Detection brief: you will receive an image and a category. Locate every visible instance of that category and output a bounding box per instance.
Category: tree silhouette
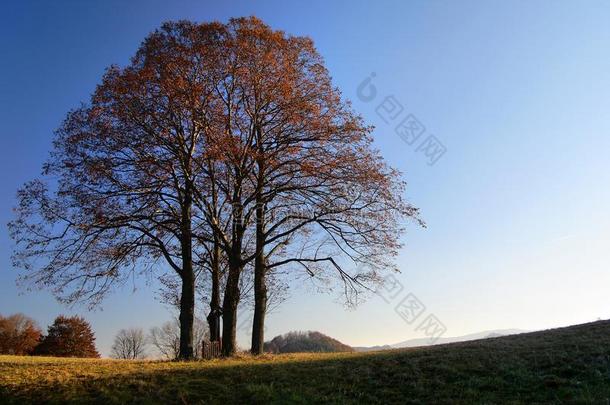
[111,328,147,359]
[149,317,207,360]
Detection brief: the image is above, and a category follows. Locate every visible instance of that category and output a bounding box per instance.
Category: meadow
[1,320,610,404]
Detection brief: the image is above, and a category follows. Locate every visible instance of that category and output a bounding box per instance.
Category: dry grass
[2,320,610,404]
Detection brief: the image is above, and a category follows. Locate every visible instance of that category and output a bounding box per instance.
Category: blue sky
[1,0,610,356]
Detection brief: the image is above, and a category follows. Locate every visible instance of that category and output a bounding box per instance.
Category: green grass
[2,320,610,404]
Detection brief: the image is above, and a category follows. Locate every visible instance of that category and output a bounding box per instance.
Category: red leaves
[10,17,422,355]
[0,314,42,355]
[33,315,100,358]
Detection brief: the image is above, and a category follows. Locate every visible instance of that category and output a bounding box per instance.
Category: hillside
[264,331,354,353]
[1,320,610,403]
[391,328,528,348]
[354,328,528,352]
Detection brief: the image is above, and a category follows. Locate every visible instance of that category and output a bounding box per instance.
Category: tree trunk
[221,260,240,356]
[251,195,267,355]
[221,185,244,357]
[251,260,267,354]
[251,124,268,355]
[207,239,222,343]
[179,268,195,360]
[178,187,195,360]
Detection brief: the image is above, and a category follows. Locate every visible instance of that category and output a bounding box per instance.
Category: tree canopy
[0,313,41,355]
[34,316,99,358]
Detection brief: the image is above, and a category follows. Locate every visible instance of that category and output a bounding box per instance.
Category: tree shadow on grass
[3,321,610,404]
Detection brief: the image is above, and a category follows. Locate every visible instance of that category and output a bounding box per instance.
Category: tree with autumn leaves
[0,314,99,358]
[0,313,41,355]
[34,316,100,358]
[10,17,422,359]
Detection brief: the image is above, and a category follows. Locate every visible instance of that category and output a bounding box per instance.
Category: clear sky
[1,0,610,357]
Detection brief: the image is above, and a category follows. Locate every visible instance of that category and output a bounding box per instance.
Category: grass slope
[1,320,610,404]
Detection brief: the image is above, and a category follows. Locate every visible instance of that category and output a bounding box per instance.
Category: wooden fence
[201,341,222,360]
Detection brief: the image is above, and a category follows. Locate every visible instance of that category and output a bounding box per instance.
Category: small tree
[111,328,146,359]
[149,321,179,360]
[34,316,99,358]
[0,313,42,355]
[149,317,207,360]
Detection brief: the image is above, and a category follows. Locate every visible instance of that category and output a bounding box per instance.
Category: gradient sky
[1,0,610,357]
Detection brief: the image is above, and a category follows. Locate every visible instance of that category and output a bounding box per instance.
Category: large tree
[9,21,226,359]
[208,17,423,354]
[10,17,420,358]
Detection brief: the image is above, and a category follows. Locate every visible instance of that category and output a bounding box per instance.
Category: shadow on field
[3,321,610,404]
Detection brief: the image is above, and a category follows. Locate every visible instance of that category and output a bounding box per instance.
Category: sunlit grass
[2,320,610,403]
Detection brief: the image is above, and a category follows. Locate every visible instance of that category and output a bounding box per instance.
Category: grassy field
[1,320,610,404]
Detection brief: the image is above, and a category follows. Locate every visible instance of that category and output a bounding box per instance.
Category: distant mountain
[264,331,354,353]
[353,329,527,352]
[392,328,527,348]
[352,345,393,352]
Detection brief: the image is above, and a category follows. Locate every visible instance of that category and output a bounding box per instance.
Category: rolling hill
[264,331,354,353]
[354,328,528,351]
[391,328,528,348]
[1,320,609,403]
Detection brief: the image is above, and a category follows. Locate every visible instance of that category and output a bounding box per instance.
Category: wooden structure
[202,340,222,360]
